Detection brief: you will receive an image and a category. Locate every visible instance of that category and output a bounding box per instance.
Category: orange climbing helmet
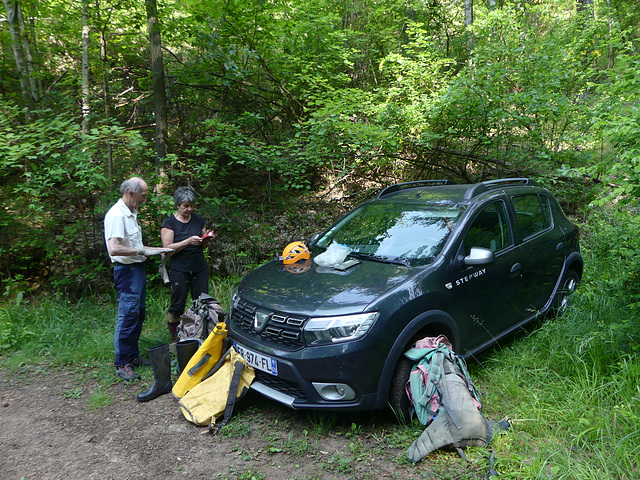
[282,241,311,265]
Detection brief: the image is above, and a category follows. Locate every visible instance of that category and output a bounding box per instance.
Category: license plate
[234,343,278,376]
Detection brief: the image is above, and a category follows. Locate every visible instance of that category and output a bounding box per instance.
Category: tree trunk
[81,0,91,133]
[576,0,595,67]
[464,0,473,27]
[576,0,594,15]
[3,0,34,114]
[145,0,168,171]
[464,0,474,52]
[16,1,39,103]
[95,0,113,177]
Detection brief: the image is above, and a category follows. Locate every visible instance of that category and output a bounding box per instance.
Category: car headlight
[304,312,379,345]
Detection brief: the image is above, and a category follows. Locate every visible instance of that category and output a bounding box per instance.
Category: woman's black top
[161,213,207,273]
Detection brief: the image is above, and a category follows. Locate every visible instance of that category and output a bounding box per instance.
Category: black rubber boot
[176,339,200,374]
[136,343,172,402]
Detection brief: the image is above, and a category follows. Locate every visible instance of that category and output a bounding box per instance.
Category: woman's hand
[187,235,203,246]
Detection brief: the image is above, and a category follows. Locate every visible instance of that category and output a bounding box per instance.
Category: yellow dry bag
[172,322,227,399]
[178,346,255,429]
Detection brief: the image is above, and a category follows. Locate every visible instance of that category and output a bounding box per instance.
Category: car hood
[237,258,418,316]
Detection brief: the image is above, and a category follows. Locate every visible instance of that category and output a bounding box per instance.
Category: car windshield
[315,201,463,266]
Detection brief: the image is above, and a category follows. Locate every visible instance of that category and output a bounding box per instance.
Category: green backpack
[404,341,481,426]
[404,337,510,475]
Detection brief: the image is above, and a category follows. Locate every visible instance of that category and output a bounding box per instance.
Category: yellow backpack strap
[201,348,232,381]
[186,353,211,377]
[209,359,246,433]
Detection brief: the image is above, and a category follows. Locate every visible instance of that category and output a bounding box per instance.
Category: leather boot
[167,313,180,343]
[137,343,172,402]
[176,339,200,374]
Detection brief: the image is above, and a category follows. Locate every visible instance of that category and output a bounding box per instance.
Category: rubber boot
[176,339,200,374]
[137,343,173,402]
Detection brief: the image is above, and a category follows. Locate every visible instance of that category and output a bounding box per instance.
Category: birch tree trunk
[81,0,91,133]
[3,0,33,114]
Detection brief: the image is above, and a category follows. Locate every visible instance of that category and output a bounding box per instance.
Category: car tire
[552,269,579,316]
[389,355,413,423]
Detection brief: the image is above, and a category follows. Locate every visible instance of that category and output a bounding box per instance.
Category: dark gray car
[228,179,583,416]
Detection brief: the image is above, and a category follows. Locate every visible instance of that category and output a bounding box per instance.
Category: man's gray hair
[119,177,145,195]
[174,186,197,206]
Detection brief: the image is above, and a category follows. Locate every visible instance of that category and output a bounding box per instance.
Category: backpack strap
[407,349,440,423]
[186,353,211,377]
[433,351,465,430]
[209,359,246,433]
[455,448,498,479]
[201,348,232,381]
[453,354,482,406]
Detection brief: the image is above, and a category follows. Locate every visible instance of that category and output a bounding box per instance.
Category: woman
[161,187,212,342]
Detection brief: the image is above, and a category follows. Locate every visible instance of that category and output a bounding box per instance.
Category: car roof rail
[462,178,539,200]
[377,180,457,198]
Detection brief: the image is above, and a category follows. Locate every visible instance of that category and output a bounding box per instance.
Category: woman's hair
[174,186,197,206]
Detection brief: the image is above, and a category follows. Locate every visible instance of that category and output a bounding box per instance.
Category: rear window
[512,194,552,240]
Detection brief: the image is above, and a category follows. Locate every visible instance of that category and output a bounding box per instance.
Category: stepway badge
[445,268,487,289]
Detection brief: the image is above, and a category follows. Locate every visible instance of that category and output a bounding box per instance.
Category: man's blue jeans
[113,263,146,367]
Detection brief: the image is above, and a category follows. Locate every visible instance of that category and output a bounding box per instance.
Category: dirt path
[0,367,482,480]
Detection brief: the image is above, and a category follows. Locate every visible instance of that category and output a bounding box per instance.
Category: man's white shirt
[104,198,146,264]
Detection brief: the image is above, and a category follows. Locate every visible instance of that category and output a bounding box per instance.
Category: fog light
[312,382,356,401]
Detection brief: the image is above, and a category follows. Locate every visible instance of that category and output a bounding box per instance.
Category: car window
[512,194,551,240]
[464,201,511,255]
[316,202,463,266]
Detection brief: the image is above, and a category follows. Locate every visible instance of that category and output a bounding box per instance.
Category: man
[104,177,173,382]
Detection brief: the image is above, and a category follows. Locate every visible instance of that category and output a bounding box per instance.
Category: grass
[469,242,640,479]
[2,218,640,478]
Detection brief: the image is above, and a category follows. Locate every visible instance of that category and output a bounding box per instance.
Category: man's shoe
[115,364,140,382]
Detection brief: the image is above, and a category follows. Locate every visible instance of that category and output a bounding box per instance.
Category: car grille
[254,370,307,401]
[231,297,307,348]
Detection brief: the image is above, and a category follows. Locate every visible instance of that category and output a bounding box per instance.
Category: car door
[510,193,565,312]
[445,199,524,351]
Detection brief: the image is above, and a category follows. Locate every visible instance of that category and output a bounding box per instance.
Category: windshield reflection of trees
[323,204,459,265]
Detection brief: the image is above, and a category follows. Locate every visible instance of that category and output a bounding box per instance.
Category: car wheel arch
[376,310,459,411]
[543,252,583,314]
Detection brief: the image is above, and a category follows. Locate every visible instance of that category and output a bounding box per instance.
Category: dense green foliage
[1,0,639,289]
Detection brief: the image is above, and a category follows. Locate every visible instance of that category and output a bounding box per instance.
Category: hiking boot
[115,364,140,382]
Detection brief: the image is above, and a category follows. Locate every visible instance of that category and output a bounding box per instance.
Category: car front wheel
[388,355,413,423]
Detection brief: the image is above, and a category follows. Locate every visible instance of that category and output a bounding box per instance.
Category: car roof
[376,178,542,204]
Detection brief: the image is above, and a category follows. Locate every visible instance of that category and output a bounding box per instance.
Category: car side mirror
[464,247,495,266]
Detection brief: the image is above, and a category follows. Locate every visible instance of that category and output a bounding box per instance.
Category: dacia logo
[254,311,270,332]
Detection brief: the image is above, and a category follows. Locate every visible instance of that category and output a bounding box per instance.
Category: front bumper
[229,329,387,411]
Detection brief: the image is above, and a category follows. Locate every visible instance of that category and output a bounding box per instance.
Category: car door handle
[510,263,522,277]
[556,242,564,251]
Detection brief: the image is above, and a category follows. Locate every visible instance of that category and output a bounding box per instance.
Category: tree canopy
[1,0,639,290]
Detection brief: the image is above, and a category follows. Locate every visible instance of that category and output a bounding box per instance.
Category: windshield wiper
[349,252,410,267]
